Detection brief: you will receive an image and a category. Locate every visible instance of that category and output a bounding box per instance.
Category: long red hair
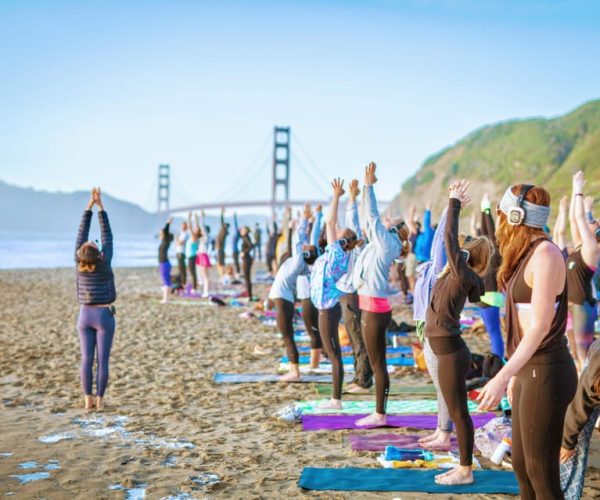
[496,184,551,289]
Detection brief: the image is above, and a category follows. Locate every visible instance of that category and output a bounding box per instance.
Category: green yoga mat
[315,384,437,396]
[296,399,479,415]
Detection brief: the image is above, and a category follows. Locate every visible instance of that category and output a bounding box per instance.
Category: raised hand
[303,203,313,220]
[315,204,322,213]
[449,179,471,207]
[167,217,173,224]
[573,170,585,195]
[86,188,96,210]
[559,195,569,213]
[93,187,104,210]
[584,195,594,213]
[364,162,377,186]
[331,178,345,198]
[348,179,360,201]
[481,192,491,211]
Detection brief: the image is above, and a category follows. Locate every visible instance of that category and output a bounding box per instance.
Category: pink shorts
[196,253,212,268]
[358,295,392,313]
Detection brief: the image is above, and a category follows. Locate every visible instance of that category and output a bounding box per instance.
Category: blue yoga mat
[298,468,519,494]
[281,356,414,366]
[296,345,412,354]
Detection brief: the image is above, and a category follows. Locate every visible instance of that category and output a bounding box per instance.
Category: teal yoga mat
[298,468,519,494]
[213,373,353,384]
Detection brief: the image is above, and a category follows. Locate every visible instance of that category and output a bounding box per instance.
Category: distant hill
[0,181,267,234]
[389,99,600,218]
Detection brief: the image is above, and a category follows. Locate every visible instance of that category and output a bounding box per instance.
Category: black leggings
[341,293,372,388]
[511,348,577,499]
[187,257,197,290]
[275,298,298,363]
[233,251,240,274]
[177,253,187,286]
[318,303,343,399]
[362,310,391,414]
[242,255,253,298]
[429,336,473,466]
[301,298,322,349]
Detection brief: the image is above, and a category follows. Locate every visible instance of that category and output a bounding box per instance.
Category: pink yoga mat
[301,413,496,431]
[348,433,458,452]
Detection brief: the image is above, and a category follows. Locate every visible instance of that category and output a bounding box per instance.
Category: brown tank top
[505,238,568,358]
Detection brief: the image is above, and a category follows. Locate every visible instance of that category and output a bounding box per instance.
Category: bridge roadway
[164,199,330,213]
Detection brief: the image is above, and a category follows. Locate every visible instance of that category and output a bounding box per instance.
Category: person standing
[158,217,173,303]
[75,187,116,411]
[254,222,263,262]
[216,207,230,278]
[175,219,189,288]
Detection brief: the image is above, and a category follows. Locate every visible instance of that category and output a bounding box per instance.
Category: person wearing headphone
[423,180,493,486]
[268,205,319,381]
[353,163,412,428]
[477,183,577,499]
[566,171,600,370]
[310,178,362,409]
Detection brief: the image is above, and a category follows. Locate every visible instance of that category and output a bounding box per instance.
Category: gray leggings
[423,337,453,432]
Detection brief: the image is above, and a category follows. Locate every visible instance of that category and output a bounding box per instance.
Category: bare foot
[95,396,104,411]
[318,399,343,410]
[160,299,168,304]
[422,431,452,451]
[355,413,387,427]
[346,385,371,394]
[84,395,94,411]
[418,429,440,445]
[435,466,473,485]
[280,372,301,382]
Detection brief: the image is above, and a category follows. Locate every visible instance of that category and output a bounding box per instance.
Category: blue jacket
[75,210,116,305]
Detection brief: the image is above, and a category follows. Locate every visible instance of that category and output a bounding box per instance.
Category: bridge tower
[157,164,170,213]
[271,126,290,216]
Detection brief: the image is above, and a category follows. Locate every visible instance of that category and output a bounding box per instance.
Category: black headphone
[508,185,534,226]
[338,234,357,248]
[389,221,406,236]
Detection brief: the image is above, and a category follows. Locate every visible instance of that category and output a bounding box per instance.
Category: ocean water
[0,231,159,269]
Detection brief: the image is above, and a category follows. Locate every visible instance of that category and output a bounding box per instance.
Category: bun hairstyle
[496,184,551,289]
[338,228,363,251]
[77,243,101,273]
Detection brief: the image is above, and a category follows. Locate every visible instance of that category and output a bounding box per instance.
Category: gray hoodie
[352,185,402,298]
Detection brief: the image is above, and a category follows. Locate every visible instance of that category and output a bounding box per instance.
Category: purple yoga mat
[301,412,496,432]
[348,433,458,452]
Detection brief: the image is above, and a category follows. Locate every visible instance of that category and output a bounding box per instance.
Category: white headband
[498,187,550,229]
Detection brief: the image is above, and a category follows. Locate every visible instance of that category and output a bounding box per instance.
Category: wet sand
[1,267,599,499]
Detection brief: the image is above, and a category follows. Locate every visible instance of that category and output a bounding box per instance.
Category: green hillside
[389,99,600,218]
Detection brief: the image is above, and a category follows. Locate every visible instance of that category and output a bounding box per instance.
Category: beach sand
[1,267,599,499]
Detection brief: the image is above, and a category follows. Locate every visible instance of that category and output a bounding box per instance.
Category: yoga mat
[296,399,479,415]
[298,467,519,494]
[348,433,458,452]
[315,384,437,396]
[297,345,412,354]
[213,373,353,384]
[279,363,398,374]
[301,412,497,431]
[281,356,414,367]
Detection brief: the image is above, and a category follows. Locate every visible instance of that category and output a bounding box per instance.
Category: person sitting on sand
[75,187,117,411]
[352,162,411,428]
[269,204,320,381]
[158,217,174,303]
[310,178,363,410]
[424,179,492,486]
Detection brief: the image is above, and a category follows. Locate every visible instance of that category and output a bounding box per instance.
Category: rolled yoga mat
[281,356,414,367]
[213,373,353,384]
[296,399,479,415]
[301,412,497,431]
[348,433,458,452]
[298,467,519,494]
[315,384,437,396]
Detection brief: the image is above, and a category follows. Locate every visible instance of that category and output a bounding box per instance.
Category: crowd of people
[72,164,600,497]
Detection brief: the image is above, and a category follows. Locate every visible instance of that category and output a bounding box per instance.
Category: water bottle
[384,446,434,462]
[392,335,398,348]
[490,438,511,465]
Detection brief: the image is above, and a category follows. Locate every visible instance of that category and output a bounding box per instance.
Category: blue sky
[0,0,599,213]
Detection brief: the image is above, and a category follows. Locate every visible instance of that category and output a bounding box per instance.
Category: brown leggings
[361,310,391,414]
[275,298,298,363]
[318,303,343,399]
[429,336,473,466]
[301,298,322,349]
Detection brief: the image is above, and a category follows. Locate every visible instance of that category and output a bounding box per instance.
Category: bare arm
[326,178,345,246]
[405,204,418,235]
[570,188,582,248]
[573,171,600,267]
[478,242,565,409]
[553,196,568,252]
